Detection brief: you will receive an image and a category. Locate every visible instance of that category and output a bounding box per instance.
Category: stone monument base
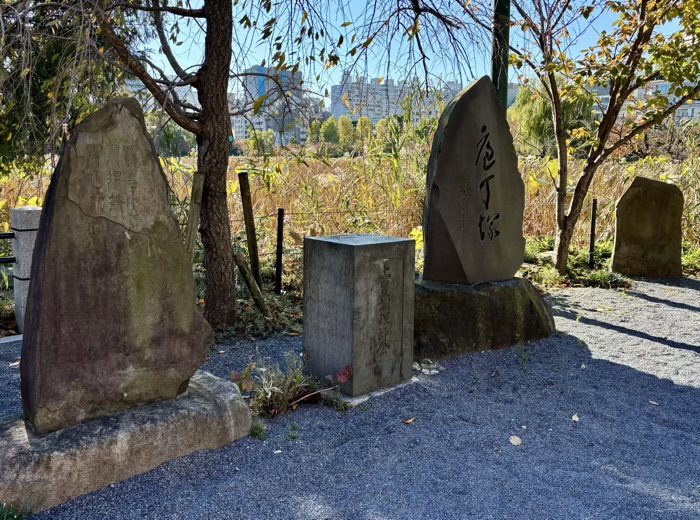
[414,277,555,360]
[0,371,251,513]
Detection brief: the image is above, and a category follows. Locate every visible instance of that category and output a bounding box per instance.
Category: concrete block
[414,276,555,360]
[303,234,415,397]
[10,206,41,333]
[0,370,251,513]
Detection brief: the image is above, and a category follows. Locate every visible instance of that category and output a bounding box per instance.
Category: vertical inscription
[373,259,392,357]
[475,125,500,241]
[83,144,140,225]
[459,183,468,230]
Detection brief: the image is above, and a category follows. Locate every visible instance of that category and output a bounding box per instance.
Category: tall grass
[2,145,699,264]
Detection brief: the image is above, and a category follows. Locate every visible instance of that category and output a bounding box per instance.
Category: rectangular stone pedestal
[0,371,250,513]
[303,234,415,396]
[414,276,555,360]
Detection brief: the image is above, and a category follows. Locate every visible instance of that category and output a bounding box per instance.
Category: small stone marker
[611,176,683,278]
[423,76,525,284]
[303,234,414,397]
[21,98,214,434]
[11,206,42,333]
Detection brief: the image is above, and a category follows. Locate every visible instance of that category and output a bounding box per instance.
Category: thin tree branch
[150,0,196,82]
[108,1,204,18]
[95,9,202,134]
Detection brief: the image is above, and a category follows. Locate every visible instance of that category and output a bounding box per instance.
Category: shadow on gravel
[554,305,700,354]
[626,277,700,290]
[23,329,700,520]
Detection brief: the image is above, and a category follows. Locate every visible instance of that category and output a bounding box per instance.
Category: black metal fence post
[589,198,598,269]
[275,208,284,294]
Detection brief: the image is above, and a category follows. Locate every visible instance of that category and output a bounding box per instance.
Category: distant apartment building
[230,65,320,145]
[330,71,405,125]
[644,80,700,120]
[330,72,524,125]
[124,78,199,113]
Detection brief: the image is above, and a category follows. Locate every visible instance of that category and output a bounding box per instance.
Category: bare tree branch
[108,1,204,18]
[94,9,202,134]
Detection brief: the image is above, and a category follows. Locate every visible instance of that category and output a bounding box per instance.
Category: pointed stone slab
[611,176,683,278]
[21,98,214,434]
[423,76,525,284]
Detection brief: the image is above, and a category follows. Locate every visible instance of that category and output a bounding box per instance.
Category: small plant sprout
[518,348,529,370]
[250,420,267,441]
[287,422,299,440]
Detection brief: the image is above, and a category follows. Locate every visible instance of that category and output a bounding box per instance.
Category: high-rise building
[330,72,466,125]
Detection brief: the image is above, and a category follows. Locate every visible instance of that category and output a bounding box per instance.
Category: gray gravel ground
[2,278,699,519]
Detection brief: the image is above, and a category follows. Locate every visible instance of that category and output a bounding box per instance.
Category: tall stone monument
[415,77,554,360]
[423,76,525,284]
[611,176,683,278]
[21,98,214,434]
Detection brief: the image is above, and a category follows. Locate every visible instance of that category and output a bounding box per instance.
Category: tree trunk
[553,161,601,273]
[553,216,574,273]
[196,0,235,329]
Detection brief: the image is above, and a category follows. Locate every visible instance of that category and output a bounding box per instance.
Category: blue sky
[148,1,682,97]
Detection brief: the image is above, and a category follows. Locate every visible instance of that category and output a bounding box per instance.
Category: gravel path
[2,278,699,519]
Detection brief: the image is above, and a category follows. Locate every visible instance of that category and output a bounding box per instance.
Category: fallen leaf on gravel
[649,401,660,406]
[403,418,416,424]
[491,371,498,378]
[9,360,19,368]
[218,350,225,354]
[572,414,580,423]
[580,363,586,369]
[509,436,522,446]
[273,450,282,454]
[286,332,301,337]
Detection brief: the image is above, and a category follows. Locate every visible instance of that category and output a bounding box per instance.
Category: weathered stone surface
[21,98,213,434]
[0,371,250,513]
[423,76,525,284]
[11,206,41,333]
[611,176,683,278]
[414,277,554,360]
[304,234,414,397]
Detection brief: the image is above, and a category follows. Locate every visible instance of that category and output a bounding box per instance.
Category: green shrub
[682,247,700,275]
[530,266,564,287]
[524,236,555,264]
[578,270,631,289]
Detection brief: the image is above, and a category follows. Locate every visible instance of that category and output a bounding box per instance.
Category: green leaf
[253,93,268,115]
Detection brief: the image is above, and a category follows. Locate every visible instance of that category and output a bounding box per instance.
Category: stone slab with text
[21,98,214,434]
[423,76,525,284]
[303,234,414,397]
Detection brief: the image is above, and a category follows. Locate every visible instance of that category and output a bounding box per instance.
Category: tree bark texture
[197,0,235,329]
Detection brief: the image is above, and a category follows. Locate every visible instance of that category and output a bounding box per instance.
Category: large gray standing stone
[21,98,214,434]
[0,371,250,513]
[611,176,683,278]
[304,235,414,397]
[423,76,525,284]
